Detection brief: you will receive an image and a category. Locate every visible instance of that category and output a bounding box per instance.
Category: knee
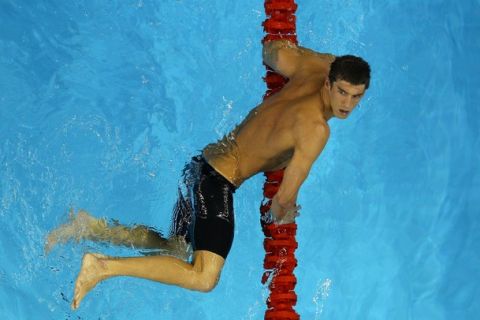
[189,251,225,292]
[192,271,220,293]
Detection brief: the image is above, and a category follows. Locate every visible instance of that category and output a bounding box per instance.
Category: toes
[72,285,80,310]
[72,276,87,310]
[71,297,79,310]
[70,253,105,310]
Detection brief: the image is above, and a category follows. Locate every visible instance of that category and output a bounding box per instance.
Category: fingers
[262,203,301,225]
[274,205,300,225]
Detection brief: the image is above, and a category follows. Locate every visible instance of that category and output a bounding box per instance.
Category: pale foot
[45,210,106,254]
[72,253,110,310]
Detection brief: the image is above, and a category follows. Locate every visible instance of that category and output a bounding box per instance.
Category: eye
[338,89,347,95]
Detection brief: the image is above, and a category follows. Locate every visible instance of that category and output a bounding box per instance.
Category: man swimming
[46,40,370,310]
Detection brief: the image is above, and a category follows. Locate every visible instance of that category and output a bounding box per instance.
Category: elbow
[262,40,288,67]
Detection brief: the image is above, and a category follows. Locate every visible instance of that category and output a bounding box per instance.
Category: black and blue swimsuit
[170,155,237,259]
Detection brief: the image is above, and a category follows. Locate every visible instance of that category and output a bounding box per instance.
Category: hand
[269,197,301,225]
[274,205,301,225]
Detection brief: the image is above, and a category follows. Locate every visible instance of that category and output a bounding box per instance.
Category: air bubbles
[312,278,333,319]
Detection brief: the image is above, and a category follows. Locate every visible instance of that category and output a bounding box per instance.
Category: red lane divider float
[260,3,300,319]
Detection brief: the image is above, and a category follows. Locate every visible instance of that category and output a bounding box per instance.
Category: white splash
[214,96,234,136]
[313,278,332,319]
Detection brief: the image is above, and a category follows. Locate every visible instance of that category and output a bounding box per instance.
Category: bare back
[203,45,333,187]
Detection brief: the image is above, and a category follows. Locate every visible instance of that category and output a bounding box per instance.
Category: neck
[320,86,333,121]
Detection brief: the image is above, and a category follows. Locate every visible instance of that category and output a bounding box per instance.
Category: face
[326,79,366,119]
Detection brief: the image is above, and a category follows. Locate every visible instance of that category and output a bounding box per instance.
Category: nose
[348,96,354,106]
[341,96,352,109]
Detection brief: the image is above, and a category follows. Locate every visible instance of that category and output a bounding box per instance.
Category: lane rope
[260,1,300,319]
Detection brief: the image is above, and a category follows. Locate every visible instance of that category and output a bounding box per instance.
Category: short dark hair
[328,55,371,89]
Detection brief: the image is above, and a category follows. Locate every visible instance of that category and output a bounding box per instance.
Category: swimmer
[46,40,370,310]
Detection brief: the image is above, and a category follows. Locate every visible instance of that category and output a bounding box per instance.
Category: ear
[325,78,331,89]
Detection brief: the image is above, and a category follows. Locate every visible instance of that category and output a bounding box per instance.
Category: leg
[45,210,185,256]
[71,250,224,309]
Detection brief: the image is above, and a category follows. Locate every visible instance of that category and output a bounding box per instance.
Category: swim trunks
[170,155,237,259]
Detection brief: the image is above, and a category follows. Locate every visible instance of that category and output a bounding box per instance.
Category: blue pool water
[1,0,479,319]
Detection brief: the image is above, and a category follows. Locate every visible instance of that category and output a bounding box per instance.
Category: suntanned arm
[262,40,335,79]
[271,117,330,220]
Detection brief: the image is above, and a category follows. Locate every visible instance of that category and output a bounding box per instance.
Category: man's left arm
[263,40,335,79]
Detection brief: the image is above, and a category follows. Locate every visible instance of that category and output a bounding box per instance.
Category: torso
[203,55,332,187]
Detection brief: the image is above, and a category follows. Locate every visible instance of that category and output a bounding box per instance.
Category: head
[326,55,371,119]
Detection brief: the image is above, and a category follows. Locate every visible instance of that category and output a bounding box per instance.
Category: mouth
[339,109,350,116]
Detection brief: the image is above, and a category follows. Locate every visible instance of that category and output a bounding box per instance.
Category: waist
[200,149,244,187]
[192,155,238,190]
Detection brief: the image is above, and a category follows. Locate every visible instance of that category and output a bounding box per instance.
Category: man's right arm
[262,40,335,79]
[271,118,330,220]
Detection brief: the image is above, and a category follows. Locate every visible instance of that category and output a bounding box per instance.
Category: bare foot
[45,210,106,253]
[72,253,110,310]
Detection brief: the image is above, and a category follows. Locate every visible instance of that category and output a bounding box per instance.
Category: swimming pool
[1,0,479,319]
